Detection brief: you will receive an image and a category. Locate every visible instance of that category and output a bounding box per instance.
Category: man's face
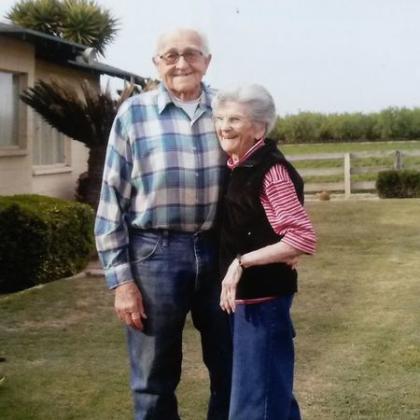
[153,30,211,101]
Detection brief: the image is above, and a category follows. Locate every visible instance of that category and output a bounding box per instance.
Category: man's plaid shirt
[95,83,226,289]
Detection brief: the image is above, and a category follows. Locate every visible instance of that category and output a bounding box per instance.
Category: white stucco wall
[0,37,34,196]
[0,35,99,200]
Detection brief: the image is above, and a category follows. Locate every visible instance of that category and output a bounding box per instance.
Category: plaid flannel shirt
[95,83,226,289]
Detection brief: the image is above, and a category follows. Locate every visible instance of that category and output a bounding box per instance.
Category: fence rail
[287,149,420,198]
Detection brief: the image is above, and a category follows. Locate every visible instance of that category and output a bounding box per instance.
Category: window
[32,115,68,166]
[0,71,19,147]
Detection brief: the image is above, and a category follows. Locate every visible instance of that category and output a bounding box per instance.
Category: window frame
[32,114,72,175]
[0,70,28,157]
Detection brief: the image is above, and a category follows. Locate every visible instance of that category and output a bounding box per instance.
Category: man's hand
[114,282,147,331]
[220,258,243,314]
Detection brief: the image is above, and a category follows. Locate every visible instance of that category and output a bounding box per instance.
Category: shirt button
[247,231,252,236]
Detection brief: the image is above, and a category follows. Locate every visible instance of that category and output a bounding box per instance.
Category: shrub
[376,170,420,198]
[0,195,95,293]
[271,107,420,143]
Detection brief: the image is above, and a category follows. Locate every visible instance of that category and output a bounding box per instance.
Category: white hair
[212,84,277,133]
[155,28,210,56]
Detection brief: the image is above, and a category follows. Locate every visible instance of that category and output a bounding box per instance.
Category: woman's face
[214,101,265,160]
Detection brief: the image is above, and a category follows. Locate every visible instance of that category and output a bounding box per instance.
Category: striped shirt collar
[227,138,266,170]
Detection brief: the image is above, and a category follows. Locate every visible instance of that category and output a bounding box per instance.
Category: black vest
[219,139,304,299]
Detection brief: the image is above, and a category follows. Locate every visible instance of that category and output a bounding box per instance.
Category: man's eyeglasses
[158,49,204,65]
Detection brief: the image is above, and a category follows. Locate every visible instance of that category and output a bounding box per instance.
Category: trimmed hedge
[376,170,420,198]
[0,195,95,293]
[271,107,420,144]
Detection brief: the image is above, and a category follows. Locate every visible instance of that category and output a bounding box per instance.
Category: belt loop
[161,229,169,247]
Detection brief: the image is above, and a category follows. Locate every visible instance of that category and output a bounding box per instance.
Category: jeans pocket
[129,231,162,264]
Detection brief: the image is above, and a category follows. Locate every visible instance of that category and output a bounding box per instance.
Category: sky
[1,0,420,115]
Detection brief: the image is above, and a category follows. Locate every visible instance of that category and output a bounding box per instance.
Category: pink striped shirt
[228,139,316,304]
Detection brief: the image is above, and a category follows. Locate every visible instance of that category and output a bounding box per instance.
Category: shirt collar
[157,82,212,114]
[227,138,266,170]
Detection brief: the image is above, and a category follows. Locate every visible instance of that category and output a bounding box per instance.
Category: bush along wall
[376,170,420,198]
[0,195,95,293]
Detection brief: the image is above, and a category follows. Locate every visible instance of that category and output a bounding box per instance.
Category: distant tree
[272,108,420,144]
[6,0,118,55]
[20,80,142,208]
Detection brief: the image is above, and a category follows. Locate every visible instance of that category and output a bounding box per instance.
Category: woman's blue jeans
[229,295,301,420]
[126,229,232,420]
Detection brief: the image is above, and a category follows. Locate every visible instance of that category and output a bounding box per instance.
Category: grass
[1,199,420,419]
[280,140,420,184]
[294,199,420,419]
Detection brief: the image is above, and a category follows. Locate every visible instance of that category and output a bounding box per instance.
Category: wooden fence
[287,149,420,198]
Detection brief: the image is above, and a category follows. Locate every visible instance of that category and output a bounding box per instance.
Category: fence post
[394,150,403,170]
[344,153,351,199]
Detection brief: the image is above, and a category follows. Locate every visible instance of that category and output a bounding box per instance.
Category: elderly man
[94,29,231,419]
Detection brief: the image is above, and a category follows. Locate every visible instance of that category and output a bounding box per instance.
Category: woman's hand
[220,258,243,314]
[285,255,299,270]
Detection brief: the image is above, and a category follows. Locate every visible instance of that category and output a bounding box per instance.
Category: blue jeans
[229,295,301,420]
[127,229,232,420]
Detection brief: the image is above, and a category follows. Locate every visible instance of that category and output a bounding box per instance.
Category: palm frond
[79,81,117,146]
[20,80,139,208]
[7,0,62,36]
[6,0,119,55]
[20,80,95,146]
[20,79,135,148]
[60,0,119,55]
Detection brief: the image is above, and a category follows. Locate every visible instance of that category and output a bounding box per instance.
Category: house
[0,22,145,199]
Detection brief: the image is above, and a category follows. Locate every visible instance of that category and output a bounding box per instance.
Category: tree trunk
[76,145,107,210]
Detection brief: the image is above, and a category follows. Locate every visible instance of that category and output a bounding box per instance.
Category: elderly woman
[212,84,316,420]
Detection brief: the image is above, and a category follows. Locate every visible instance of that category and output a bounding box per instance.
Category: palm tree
[20,80,141,208]
[6,0,118,55]
[6,0,62,36]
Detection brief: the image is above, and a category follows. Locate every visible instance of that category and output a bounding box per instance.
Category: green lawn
[1,199,420,419]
